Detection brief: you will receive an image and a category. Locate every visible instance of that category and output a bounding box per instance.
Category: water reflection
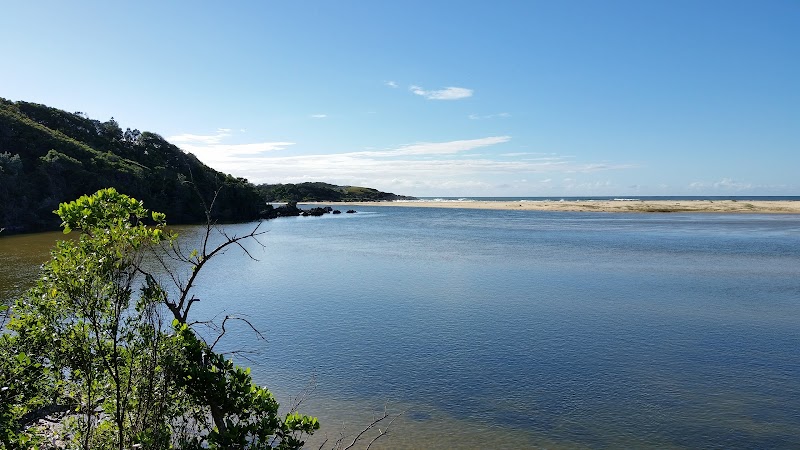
[0,231,66,306]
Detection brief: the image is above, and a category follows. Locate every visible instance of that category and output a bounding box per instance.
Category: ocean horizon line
[408,195,800,202]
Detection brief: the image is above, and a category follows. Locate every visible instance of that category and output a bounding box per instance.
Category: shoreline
[305,199,800,214]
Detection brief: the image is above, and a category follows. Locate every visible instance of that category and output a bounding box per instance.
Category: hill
[0,99,413,233]
[256,182,415,202]
[0,98,265,233]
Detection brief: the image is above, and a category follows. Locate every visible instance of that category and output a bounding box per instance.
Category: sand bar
[307,200,800,214]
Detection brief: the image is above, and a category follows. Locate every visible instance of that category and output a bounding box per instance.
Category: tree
[1,188,319,449]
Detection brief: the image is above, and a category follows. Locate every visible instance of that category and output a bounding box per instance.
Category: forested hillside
[0,99,414,234]
[0,98,263,233]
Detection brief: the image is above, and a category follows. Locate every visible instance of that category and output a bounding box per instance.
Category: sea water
[3,207,800,448]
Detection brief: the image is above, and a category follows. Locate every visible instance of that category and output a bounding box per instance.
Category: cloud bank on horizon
[167,125,789,197]
[167,130,643,196]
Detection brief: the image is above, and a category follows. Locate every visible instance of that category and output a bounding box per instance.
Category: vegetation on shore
[1,188,320,449]
[0,98,412,234]
[257,182,414,203]
[0,99,263,233]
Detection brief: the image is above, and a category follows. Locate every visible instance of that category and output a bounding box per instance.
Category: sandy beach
[308,200,800,214]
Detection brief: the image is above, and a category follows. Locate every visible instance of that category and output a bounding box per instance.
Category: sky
[1,1,798,197]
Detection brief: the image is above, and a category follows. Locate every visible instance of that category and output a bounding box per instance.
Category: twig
[366,411,403,450]
[209,315,266,350]
[342,408,391,450]
[289,374,317,414]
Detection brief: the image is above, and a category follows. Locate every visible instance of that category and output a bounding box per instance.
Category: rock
[260,203,342,219]
[346,210,357,214]
[306,207,328,216]
[260,202,303,219]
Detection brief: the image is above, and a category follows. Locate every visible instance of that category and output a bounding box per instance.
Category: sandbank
[306,200,800,214]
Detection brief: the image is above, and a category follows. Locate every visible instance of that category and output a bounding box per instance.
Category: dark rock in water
[306,207,328,216]
[346,210,357,214]
[260,201,303,219]
[332,210,342,214]
[260,202,343,219]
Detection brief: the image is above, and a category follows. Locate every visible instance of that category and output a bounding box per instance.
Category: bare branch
[183,296,201,321]
[289,374,317,414]
[366,411,403,450]
[174,222,267,323]
[185,314,270,356]
[342,408,391,450]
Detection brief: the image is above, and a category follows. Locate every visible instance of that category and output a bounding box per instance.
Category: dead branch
[288,374,318,414]
[342,407,391,450]
[209,315,266,350]
[365,411,403,450]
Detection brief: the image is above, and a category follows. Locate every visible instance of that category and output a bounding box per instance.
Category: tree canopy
[0,188,319,449]
[256,182,414,203]
[0,98,414,234]
[0,99,263,233]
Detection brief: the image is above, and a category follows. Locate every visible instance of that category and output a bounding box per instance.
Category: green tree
[1,188,319,449]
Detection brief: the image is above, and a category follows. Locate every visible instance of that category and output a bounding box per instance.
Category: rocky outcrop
[260,203,353,219]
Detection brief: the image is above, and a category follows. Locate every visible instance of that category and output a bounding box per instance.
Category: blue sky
[2,1,798,196]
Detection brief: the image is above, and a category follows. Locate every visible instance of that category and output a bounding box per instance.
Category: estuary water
[2,207,800,448]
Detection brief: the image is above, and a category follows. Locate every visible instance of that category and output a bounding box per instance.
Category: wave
[395,198,477,203]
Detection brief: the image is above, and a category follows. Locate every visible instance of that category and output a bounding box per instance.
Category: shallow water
[3,208,800,448]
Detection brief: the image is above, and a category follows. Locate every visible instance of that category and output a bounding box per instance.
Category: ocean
[3,205,800,448]
[414,195,800,202]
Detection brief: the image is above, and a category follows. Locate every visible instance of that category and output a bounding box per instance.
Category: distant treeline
[257,182,415,203]
[0,98,412,234]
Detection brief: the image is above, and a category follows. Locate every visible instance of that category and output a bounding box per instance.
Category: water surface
[2,208,799,448]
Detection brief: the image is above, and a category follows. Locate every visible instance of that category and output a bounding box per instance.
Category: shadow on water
[0,231,68,306]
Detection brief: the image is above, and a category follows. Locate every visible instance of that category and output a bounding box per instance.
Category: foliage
[0,98,263,233]
[0,98,415,234]
[171,323,319,449]
[0,188,319,449]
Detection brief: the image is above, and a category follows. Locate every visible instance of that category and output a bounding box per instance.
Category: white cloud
[168,129,295,170]
[689,178,753,191]
[384,80,398,88]
[168,130,634,196]
[351,136,511,157]
[687,178,793,194]
[310,114,328,119]
[410,85,473,100]
[469,112,511,120]
[218,148,628,189]
[223,151,632,197]
[715,178,751,189]
[168,128,231,144]
[176,141,295,162]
